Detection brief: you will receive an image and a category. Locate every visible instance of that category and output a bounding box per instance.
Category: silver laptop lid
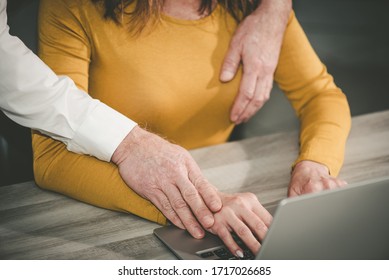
[257,176,389,259]
[154,177,389,260]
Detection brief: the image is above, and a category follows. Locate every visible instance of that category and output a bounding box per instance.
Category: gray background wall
[1,0,389,185]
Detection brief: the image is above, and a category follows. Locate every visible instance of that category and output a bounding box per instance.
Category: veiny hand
[207,192,272,258]
[288,160,348,197]
[112,126,222,239]
[220,0,291,124]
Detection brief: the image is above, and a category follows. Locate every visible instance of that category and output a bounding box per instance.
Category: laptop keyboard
[196,244,255,260]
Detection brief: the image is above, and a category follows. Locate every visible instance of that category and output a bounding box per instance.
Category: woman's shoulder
[39,0,104,30]
[39,0,96,17]
[40,0,91,7]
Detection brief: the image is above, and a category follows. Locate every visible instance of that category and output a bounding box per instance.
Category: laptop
[154,176,389,260]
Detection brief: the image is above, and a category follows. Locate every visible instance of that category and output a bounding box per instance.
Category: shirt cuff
[68,102,137,162]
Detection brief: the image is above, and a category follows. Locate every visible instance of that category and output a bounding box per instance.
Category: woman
[34,0,351,257]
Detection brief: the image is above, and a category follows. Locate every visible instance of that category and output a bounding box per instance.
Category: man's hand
[220,0,292,124]
[288,160,348,197]
[207,192,272,257]
[112,126,222,239]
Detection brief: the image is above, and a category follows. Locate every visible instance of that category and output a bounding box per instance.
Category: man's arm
[0,0,221,237]
[0,0,136,161]
[221,0,292,124]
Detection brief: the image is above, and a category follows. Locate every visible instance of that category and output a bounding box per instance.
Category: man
[0,0,291,238]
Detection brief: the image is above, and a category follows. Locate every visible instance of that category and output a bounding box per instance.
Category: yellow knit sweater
[34,0,351,224]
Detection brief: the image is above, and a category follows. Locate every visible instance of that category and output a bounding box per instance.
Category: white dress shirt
[0,0,137,161]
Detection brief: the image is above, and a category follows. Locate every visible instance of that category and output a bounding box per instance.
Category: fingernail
[236,250,244,258]
[220,70,235,82]
[231,114,241,124]
[194,226,204,239]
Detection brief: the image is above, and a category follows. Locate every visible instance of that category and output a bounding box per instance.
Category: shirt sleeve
[0,0,137,161]
[275,11,351,176]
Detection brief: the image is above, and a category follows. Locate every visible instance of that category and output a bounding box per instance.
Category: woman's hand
[288,160,348,197]
[207,192,272,258]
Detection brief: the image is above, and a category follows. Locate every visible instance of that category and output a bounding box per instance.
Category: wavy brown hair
[92,0,261,34]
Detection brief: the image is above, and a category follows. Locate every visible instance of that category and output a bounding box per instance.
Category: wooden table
[1,110,389,259]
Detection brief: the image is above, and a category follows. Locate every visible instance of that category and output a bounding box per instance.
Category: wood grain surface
[1,110,388,259]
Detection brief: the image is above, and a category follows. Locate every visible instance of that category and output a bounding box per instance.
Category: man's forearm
[256,0,292,17]
[252,0,292,30]
[0,0,137,161]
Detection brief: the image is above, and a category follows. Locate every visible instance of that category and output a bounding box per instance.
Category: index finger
[162,182,206,239]
[220,38,242,82]
[187,159,222,212]
[175,176,216,230]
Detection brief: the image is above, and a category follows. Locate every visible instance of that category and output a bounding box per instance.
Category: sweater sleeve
[274,11,351,176]
[34,0,166,224]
